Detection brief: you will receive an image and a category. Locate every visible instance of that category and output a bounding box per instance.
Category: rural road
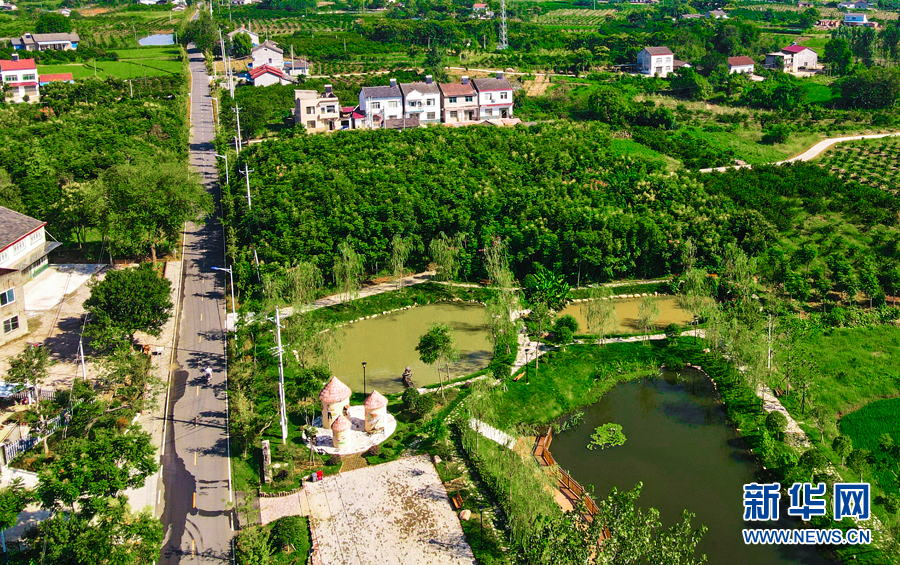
[158,43,234,564]
[699,132,900,173]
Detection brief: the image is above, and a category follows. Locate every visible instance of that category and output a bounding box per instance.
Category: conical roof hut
[319,376,351,404]
[363,390,388,410]
[331,414,351,432]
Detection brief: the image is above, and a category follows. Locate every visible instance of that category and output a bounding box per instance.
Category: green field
[37,47,184,80]
[840,397,900,495]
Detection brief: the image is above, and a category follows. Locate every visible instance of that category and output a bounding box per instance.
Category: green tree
[522,264,570,311]
[0,478,33,530]
[824,38,853,75]
[585,284,616,346]
[180,9,218,53]
[416,323,457,401]
[231,389,274,458]
[101,160,212,262]
[333,242,364,302]
[765,411,788,441]
[100,346,158,411]
[390,234,411,290]
[837,66,900,109]
[670,67,712,101]
[429,232,465,282]
[85,263,173,350]
[231,32,253,58]
[36,12,72,34]
[798,448,827,482]
[6,345,53,452]
[483,238,519,357]
[587,423,626,450]
[637,295,660,343]
[832,435,853,467]
[235,524,273,565]
[847,448,874,481]
[676,267,710,341]
[38,427,158,513]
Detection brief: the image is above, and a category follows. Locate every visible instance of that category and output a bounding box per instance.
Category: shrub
[765,411,788,440]
[553,314,579,335]
[366,444,381,457]
[327,454,342,467]
[274,468,289,481]
[492,361,512,380]
[664,323,681,343]
[762,124,792,145]
[270,515,310,550]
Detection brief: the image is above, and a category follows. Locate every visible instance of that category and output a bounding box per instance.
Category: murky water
[329,303,492,394]
[138,33,175,46]
[560,296,693,334]
[551,371,836,565]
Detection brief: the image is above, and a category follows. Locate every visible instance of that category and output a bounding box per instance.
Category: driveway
[23,264,104,312]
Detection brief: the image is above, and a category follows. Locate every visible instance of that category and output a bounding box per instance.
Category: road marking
[198,335,202,343]
[157,490,161,505]
[200,313,203,321]
[191,539,195,557]
[196,385,199,397]
[194,451,197,466]
[193,492,196,508]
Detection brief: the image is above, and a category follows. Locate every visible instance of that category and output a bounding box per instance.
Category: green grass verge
[840,397,900,495]
[609,138,682,172]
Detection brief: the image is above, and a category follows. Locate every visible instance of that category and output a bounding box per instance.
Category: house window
[448,97,457,103]
[3,315,19,334]
[25,86,36,94]
[372,102,381,109]
[408,101,416,107]
[483,108,492,116]
[388,101,399,108]
[12,241,25,255]
[0,250,7,263]
[426,99,434,106]
[500,92,508,100]
[307,120,316,128]
[29,230,41,244]
[464,96,473,102]
[449,111,458,118]
[5,75,17,82]
[22,74,35,81]
[306,107,314,115]
[0,288,13,306]
[427,112,435,119]
[326,105,336,113]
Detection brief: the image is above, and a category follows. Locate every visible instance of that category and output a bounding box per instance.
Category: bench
[450,492,464,510]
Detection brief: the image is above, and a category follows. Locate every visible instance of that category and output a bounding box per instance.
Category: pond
[550,370,837,565]
[328,303,492,394]
[559,296,694,335]
[138,33,175,46]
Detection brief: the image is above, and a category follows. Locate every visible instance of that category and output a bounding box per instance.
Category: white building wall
[0,226,44,268]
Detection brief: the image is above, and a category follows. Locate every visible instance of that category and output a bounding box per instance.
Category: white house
[727,56,755,75]
[843,12,876,26]
[637,46,674,77]
[359,79,404,124]
[249,64,290,87]
[0,56,39,103]
[439,77,479,124]
[765,44,818,72]
[284,59,310,77]
[11,32,79,51]
[838,1,869,9]
[472,72,514,120]
[399,75,441,125]
[227,26,259,47]
[708,9,728,18]
[251,41,283,69]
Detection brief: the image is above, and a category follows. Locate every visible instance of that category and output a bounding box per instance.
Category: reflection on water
[560,296,693,334]
[551,371,837,565]
[329,303,492,394]
[138,33,175,46]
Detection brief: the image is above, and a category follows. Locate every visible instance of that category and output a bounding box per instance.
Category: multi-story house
[636,46,674,77]
[227,26,260,47]
[765,44,818,72]
[472,72,514,120]
[251,41,283,69]
[11,32,79,51]
[438,77,479,123]
[0,56,39,103]
[359,79,403,125]
[399,75,441,125]
[294,85,340,132]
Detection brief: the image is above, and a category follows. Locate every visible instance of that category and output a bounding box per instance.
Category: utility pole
[499,0,508,50]
[242,164,253,209]
[268,307,288,444]
[234,106,243,153]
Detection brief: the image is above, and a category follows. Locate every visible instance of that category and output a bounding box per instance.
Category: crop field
[249,16,355,34]
[534,8,624,26]
[817,137,900,193]
[840,398,900,494]
[748,3,899,20]
[37,46,184,80]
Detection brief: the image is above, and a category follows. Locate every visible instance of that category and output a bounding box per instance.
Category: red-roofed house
[637,46,674,77]
[0,56,39,103]
[38,72,74,86]
[249,64,290,87]
[765,43,818,72]
[472,2,492,17]
[727,56,755,75]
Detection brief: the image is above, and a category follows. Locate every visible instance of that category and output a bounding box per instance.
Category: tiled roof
[0,206,43,251]
[399,81,440,96]
[363,390,388,410]
[782,44,809,54]
[249,65,284,80]
[319,376,351,404]
[472,77,512,91]
[252,41,282,55]
[360,85,401,99]
[642,46,673,56]
[31,32,79,43]
[384,115,420,129]
[438,82,476,96]
[39,72,73,82]
[727,56,755,66]
[0,59,37,71]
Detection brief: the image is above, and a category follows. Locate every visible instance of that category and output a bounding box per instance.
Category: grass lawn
[803,82,837,105]
[701,129,824,165]
[609,138,682,172]
[38,59,183,79]
[840,397,900,495]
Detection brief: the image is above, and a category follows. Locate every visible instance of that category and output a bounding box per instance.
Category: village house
[838,1,868,9]
[399,75,441,125]
[38,72,74,86]
[681,13,703,19]
[637,46,674,78]
[227,26,260,47]
[708,9,728,18]
[472,3,493,17]
[843,12,878,27]
[294,85,340,132]
[11,32,79,51]
[283,58,310,77]
[472,72,514,120]
[765,44,818,72]
[250,64,290,87]
[251,41,283,69]
[0,56,39,103]
[797,1,814,7]
[727,56,755,75]
[339,106,367,130]
[438,77,479,124]
[359,79,404,123]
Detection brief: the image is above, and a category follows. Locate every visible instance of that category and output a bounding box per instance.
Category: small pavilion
[309,377,397,455]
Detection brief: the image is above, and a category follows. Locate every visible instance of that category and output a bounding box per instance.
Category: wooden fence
[533,427,601,517]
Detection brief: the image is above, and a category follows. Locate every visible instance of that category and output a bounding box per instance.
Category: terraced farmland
[250,17,353,34]
[535,8,621,26]
[748,3,899,20]
[816,137,900,193]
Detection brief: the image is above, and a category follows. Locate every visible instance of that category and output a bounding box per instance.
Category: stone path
[468,418,515,449]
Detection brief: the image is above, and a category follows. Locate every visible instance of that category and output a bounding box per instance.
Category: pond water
[550,371,836,565]
[559,296,694,335]
[328,303,492,394]
[138,33,175,46]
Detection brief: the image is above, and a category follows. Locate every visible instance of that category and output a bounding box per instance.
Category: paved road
[158,44,234,564]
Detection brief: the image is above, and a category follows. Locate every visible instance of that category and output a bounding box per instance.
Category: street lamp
[211,266,236,326]
[215,153,229,185]
[362,362,367,396]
